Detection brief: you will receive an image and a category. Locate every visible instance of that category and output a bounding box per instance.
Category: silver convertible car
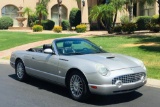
[10,38,147,101]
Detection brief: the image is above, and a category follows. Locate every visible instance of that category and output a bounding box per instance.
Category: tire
[15,60,28,81]
[68,71,90,101]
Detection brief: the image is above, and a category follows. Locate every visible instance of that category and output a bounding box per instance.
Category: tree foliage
[89,4,115,32]
[23,7,33,27]
[89,0,125,32]
[35,0,50,24]
[110,0,125,27]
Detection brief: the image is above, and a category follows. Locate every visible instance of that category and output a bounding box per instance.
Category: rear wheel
[15,60,28,81]
[68,71,90,101]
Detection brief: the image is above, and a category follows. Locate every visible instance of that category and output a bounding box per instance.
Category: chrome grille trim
[112,72,145,84]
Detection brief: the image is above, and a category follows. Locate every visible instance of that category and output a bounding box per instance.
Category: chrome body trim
[25,66,65,79]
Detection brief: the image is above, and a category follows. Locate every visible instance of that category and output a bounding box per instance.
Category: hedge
[136,16,152,30]
[69,8,81,27]
[0,16,13,29]
[53,26,62,33]
[42,20,55,30]
[62,20,70,30]
[76,24,87,33]
[32,25,43,32]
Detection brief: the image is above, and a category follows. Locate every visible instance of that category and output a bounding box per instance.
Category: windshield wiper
[64,52,83,55]
[70,52,83,55]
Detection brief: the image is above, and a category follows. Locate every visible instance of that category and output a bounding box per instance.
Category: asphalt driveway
[0,64,160,107]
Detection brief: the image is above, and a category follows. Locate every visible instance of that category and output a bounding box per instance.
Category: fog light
[115,80,123,88]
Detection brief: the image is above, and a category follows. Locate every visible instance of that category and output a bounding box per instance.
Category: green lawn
[0,31,76,51]
[87,35,160,79]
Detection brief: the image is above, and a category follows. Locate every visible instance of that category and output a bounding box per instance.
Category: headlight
[95,64,109,76]
[139,60,146,71]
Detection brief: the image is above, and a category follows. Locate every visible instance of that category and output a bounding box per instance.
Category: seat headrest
[63,42,72,47]
[43,44,52,49]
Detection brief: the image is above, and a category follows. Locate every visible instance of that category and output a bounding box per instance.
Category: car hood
[75,53,141,71]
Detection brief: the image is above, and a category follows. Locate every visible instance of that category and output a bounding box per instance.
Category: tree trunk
[128,3,133,22]
[58,5,62,26]
[100,19,106,29]
[158,2,160,24]
[27,12,29,27]
[57,0,62,26]
[39,12,42,25]
[113,9,117,28]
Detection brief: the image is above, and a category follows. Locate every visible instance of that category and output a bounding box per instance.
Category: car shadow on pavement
[8,74,70,98]
[85,92,142,105]
[9,74,143,106]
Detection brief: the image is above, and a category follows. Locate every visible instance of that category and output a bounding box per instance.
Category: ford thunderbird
[10,38,147,101]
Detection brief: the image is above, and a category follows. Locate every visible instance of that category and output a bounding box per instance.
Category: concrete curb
[0,59,160,88]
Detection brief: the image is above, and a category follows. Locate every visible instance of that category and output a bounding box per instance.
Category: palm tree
[23,7,33,27]
[89,4,115,32]
[127,0,155,21]
[110,0,126,27]
[158,0,160,22]
[36,3,48,24]
[35,0,50,24]
[57,0,62,26]
[39,0,50,6]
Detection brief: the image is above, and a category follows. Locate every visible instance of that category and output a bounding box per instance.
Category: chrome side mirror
[44,49,54,54]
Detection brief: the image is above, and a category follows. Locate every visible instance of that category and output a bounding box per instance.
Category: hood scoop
[106,55,115,59]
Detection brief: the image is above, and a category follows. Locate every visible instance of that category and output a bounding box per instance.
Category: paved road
[0,64,160,107]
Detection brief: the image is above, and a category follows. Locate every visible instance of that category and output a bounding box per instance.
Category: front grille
[112,72,145,84]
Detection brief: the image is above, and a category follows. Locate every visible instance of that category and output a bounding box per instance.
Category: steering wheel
[82,48,89,51]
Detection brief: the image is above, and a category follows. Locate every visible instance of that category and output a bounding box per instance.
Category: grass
[0,31,76,51]
[87,35,160,79]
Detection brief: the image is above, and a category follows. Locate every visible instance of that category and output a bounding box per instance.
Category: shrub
[53,26,62,33]
[0,16,13,29]
[120,15,129,24]
[90,23,98,31]
[113,25,122,34]
[136,16,152,30]
[122,23,137,34]
[28,14,39,27]
[62,20,70,30]
[69,8,81,27]
[145,23,152,30]
[151,14,159,24]
[150,24,160,32]
[76,24,87,33]
[32,25,43,32]
[42,19,55,30]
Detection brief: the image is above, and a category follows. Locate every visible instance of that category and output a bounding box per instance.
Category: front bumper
[88,79,147,95]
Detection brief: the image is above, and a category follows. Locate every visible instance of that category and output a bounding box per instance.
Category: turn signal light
[91,86,97,89]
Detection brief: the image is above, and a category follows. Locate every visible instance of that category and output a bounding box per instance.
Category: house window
[139,2,154,16]
[51,4,67,25]
[1,5,18,26]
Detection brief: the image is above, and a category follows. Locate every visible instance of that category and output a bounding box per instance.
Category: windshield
[55,39,106,55]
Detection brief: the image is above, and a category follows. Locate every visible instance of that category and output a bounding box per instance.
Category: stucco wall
[48,0,78,21]
[0,0,79,27]
[0,0,38,27]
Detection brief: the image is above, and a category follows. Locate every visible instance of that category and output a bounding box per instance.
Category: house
[0,0,159,28]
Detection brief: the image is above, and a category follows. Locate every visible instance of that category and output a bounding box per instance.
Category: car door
[25,52,60,83]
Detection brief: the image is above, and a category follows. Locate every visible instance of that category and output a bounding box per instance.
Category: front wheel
[69,71,90,101]
[15,60,28,81]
